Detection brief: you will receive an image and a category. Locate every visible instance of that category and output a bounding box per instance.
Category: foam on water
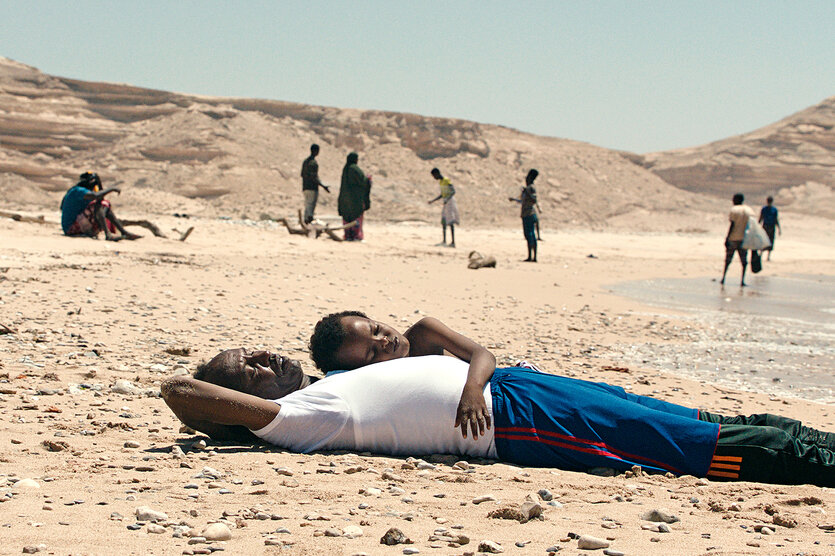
[607,274,835,403]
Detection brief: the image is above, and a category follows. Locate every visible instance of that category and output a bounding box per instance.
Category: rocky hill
[641,96,835,219]
[0,56,724,228]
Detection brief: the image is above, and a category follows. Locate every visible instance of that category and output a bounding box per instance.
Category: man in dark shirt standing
[509,169,539,262]
[301,144,330,224]
[758,196,781,261]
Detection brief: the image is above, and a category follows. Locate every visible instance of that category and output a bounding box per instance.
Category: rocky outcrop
[642,96,835,216]
[0,57,719,226]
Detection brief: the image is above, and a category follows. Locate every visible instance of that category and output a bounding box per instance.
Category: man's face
[334,316,410,369]
[207,348,311,399]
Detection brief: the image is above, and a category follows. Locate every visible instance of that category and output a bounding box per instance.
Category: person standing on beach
[300,144,330,224]
[509,169,539,262]
[720,192,755,286]
[338,152,371,241]
[758,196,781,261]
[428,168,459,247]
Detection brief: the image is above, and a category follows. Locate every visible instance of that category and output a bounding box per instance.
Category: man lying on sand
[163,330,834,487]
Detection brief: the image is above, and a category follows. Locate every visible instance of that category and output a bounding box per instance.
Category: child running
[308,311,495,440]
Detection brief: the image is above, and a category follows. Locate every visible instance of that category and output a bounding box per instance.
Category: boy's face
[335,316,410,369]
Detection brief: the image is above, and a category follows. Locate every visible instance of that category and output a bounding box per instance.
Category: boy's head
[767,196,774,205]
[526,169,538,185]
[310,144,320,156]
[309,311,410,372]
[430,168,442,180]
[733,193,744,205]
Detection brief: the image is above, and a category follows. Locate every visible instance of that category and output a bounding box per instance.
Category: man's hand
[454,384,491,440]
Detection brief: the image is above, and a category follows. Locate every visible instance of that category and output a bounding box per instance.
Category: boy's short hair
[309,310,368,372]
[526,169,538,182]
[733,193,744,205]
[430,168,441,176]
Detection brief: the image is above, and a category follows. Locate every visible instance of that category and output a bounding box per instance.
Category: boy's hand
[455,385,491,440]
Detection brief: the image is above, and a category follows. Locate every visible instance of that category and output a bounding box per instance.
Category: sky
[1,1,833,153]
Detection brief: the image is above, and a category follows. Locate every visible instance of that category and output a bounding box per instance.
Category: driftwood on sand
[120,220,194,242]
[0,211,193,242]
[0,210,48,224]
[276,210,357,242]
[120,219,167,238]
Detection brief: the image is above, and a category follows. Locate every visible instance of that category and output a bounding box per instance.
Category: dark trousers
[699,411,835,487]
[522,215,537,248]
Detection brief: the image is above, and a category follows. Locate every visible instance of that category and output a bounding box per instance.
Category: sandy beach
[1,211,834,555]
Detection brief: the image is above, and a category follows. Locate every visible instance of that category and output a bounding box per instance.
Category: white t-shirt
[728,205,755,241]
[252,355,497,458]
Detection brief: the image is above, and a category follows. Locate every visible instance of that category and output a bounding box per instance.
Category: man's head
[526,169,539,185]
[78,171,102,191]
[430,168,442,180]
[346,152,359,165]
[310,144,320,156]
[733,193,744,205]
[309,311,410,372]
[193,348,315,400]
[767,196,774,205]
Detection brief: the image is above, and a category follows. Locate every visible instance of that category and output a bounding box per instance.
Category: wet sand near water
[607,275,835,402]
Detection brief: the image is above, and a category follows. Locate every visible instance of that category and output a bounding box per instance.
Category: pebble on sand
[380,527,410,545]
[201,522,232,541]
[12,479,40,490]
[477,540,504,553]
[135,506,168,523]
[342,525,363,538]
[641,508,679,524]
[577,535,610,550]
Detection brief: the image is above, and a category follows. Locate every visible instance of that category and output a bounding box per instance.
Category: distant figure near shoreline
[720,192,755,286]
[759,196,781,261]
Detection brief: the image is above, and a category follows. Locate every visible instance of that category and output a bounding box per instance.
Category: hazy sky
[2,1,833,153]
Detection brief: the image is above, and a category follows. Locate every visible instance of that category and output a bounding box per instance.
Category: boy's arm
[161,377,280,439]
[428,194,442,204]
[406,317,496,440]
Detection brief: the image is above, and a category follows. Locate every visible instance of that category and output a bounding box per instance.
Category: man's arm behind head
[161,376,279,442]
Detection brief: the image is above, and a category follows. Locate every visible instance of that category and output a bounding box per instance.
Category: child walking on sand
[309,311,494,439]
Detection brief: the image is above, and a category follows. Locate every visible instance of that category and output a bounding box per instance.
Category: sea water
[607,274,835,403]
